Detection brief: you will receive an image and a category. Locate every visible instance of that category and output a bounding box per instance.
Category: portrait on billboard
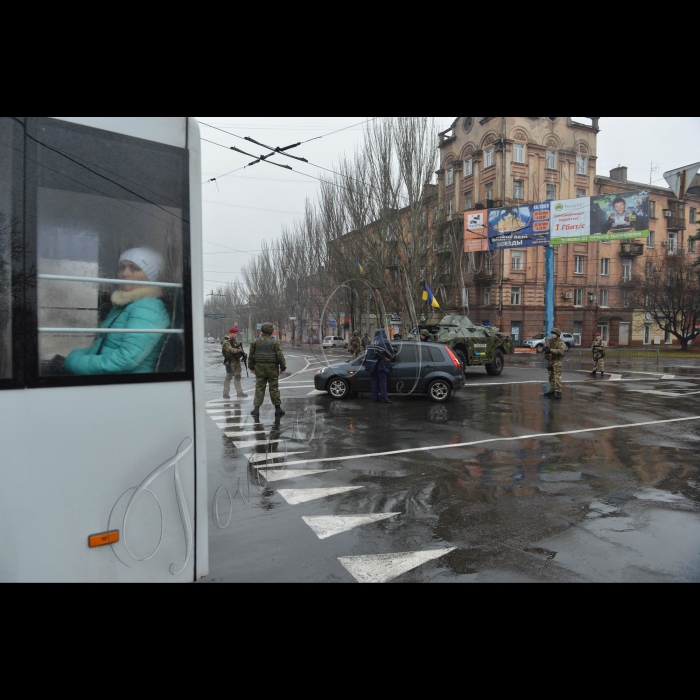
[464,210,489,252]
[487,203,550,250]
[591,190,650,237]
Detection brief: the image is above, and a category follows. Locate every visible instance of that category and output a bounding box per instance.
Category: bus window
[31,118,190,379]
[0,117,18,381]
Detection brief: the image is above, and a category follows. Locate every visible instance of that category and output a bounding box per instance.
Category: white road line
[307,390,326,396]
[207,399,252,406]
[629,390,700,398]
[278,487,364,506]
[244,451,308,465]
[303,513,400,541]
[276,415,700,468]
[233,439,290,449]
[339,549,457,584]
[223,430,267,438]
[260,469,337,483]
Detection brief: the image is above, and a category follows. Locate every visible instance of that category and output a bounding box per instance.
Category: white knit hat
[119,248,165,282]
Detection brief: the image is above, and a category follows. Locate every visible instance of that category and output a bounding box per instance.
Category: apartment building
[436,117,700,346]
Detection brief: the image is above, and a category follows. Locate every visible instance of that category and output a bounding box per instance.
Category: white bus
[0,117,208,583]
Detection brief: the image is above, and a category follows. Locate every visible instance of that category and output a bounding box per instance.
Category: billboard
[464,210,489,252]
[550,190,650,245]
[487,203,550,251]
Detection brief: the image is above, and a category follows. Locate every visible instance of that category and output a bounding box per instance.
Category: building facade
[436,117,700,346]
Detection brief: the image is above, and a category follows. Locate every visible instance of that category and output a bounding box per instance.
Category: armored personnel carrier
[408,314,514,376]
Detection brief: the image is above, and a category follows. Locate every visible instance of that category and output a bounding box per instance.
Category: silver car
[523,333,575,352]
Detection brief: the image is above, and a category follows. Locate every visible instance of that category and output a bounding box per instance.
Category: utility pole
[545,246,555,336]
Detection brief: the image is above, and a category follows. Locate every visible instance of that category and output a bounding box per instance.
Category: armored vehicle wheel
[454,348,468,374]
[428,379,452,403]
[537,345,545,354]
[486,350,505,377]
[328,378,350,399]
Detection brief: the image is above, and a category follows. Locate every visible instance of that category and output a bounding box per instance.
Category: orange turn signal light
[89,531,120,549]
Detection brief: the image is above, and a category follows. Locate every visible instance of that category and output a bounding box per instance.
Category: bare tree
[633,251,700,350]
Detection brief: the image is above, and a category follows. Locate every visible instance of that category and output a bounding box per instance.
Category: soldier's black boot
[237,393,249,398]
[590,371,597,377]
[250,407,260,419]
[275,405,286,417]
[543,391,554,398]
[600,373,605,378]
[223,395,231,400]
[554,392,563,400]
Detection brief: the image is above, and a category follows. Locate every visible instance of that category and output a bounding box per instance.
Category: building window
[646,262,654,279]
[576,155,587,175]
[433,207,439,226]
[465,190,473,210]
[574,256,585,274]
[647,230,655,248]
[577,188,587,198]
[690,238,696,253]
[485,183,494,202]
[446,168,454,186]
[514,180,524,200]
[574,289,583,306]
[484,287,491,306]
[690,208,697,224]
[546,184,556,201]
[512,251,524,271]
[599,325,610,342]
[650,201,657,219]
[511,286,522,306]
[464,159,473,177]
[546,150,557,170]
[513,143,525,164]
[622,260,632,282]
[462,287,469,307]
[668,232,678,253]
[511,323,522,344]
[447,199,454,216]
[601,258,610,276]
[485,255,493,273]
[485,148,495,168]
[622,290,631,307]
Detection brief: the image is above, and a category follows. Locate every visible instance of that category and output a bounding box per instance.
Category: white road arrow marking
[339,548,457,584]
[303,513,400,540]
[278,487,363,506]
[260,469,337,483]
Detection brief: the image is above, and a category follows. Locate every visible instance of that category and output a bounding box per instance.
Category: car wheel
[328,378,350,400]
[486,350,505,376]
[536,345,545,354]
[428,379,452,403]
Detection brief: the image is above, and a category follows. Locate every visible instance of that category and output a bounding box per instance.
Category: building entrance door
[644,325,652,345]
[619,323,630,346]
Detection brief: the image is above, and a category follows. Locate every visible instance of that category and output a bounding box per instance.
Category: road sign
[205,314,228,320]
[664,163,700,199]
[328,320,337,328]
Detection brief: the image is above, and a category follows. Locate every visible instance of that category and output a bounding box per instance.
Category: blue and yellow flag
[357,262,365,275]
[422,282,440,309]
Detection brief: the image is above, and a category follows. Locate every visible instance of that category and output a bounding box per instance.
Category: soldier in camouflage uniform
[221,328,248,399]
[591,333,607,378]
[249,323,287,418]
[350,332,361,358]
[543,328,567,400]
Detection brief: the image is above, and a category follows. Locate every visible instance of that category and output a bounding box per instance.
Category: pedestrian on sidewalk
[249,323,287,419]
[591,333,607,378]
[543,328,567,400]
[222,328,248,399]
[363,329,396,404]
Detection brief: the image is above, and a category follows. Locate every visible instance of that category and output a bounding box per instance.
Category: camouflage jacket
[547,339,567,363]
[592,339,607,359]
[249,334,286,372]
[222,337,246,363]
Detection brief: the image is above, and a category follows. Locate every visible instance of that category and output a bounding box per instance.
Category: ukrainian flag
[357,262,365,275]
[422,282,440,309]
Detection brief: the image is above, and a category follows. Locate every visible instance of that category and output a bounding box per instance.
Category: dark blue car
[314,342,465,403]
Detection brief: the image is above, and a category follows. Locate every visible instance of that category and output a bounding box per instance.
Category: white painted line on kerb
[276,416,700,469]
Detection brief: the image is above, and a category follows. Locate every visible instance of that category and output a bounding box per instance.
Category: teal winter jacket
[65,288,171,376]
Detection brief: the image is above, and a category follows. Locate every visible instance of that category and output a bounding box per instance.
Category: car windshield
[533,334,546,340]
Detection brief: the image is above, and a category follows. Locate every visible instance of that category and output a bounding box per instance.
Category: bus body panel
[50,117,188,149]
[0,382,196,583]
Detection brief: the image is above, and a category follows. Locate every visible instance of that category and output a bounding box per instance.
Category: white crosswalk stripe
[338,549,456,584]
[259,469,337,483]
[303,514,400,541]
[278,487,363,506]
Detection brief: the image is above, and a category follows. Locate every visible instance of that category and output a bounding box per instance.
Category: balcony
[474,270,495,285]
[666,216,686,231]
[620,242,644,257]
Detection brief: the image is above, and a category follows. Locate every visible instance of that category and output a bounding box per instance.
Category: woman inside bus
[64,248,171,376]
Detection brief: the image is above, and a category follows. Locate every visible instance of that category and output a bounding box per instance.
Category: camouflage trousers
[548,362,563,393]
[593,357,605,373]
[254,363,281,407]
[224,361,243,397]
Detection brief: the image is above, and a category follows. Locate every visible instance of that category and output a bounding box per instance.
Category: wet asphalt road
[201,344,700,583]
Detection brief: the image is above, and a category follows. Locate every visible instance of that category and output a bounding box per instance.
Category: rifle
[241,346,250,378]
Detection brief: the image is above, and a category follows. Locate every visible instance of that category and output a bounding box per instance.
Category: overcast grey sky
[198,116,700,295]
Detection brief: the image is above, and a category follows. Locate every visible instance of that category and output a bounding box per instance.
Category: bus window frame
[0,116,25,391]
[21,117,195,390]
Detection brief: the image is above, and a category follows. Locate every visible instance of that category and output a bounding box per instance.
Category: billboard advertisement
[487,203,550,251]
[464,210,489,252]
[551,190,650,245]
